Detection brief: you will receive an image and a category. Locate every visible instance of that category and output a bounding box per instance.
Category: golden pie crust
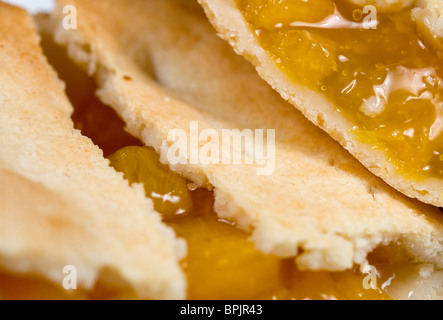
[413,0,443,40]
[0,2,186,300]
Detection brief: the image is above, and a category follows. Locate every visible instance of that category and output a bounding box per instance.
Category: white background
[3,0,54,13]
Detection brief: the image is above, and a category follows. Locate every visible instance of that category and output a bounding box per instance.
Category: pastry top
[51,0,443,272]
[413,0,443,39]
[0,2,186,299]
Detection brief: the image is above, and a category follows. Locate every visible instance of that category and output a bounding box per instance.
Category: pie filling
[237,0,443,181]
[0,27,436,300]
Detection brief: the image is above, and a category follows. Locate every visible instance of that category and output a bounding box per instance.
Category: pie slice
[197,0,443,208]
[46,0,443,300]
[0,2,186,300]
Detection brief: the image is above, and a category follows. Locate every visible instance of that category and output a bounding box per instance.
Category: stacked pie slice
[199,0,443,207]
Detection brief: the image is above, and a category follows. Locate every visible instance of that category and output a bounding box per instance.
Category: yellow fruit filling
[236,0,443,180]
[109,147,193,221]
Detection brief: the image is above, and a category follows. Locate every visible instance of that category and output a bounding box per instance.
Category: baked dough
[49,0,443,273]
[413,0,443,39]
[0,2,186,299]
